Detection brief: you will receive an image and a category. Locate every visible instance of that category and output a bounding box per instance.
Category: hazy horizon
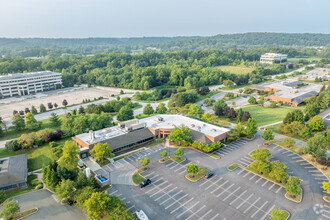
[1,0,329,38]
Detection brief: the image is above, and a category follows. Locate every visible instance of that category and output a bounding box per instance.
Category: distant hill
[0,33,329,57]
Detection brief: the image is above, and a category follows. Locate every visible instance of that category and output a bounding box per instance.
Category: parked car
[204,172,214,179]
[139,179,151,188]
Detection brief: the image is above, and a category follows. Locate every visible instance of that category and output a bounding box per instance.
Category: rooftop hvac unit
[190,124,195,127]
[211,129,217,132]
[202,124,206,127]
[154,116,163,122]
[118,119,139,128]
[197,126,201,131]
[125,122,146,132]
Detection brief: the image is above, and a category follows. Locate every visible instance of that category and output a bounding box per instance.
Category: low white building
[260,53,287,64]
[0,71,62,99]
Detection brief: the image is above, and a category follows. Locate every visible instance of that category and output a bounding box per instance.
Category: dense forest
[0,33,329,57]
[0,49,303,89]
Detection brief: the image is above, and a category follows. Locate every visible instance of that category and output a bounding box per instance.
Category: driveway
[9,190,86,220]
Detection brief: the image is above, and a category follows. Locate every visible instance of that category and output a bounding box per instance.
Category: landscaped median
[12,208,38,220]
[159,156,186,164]
[132,168,147,185]
[185,168,209,182]
[227,163,240,171]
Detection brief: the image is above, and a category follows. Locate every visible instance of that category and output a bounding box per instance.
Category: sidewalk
[273,133,307,147]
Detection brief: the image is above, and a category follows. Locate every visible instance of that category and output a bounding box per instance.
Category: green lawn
[132,169,146,185]
[267,123,313,141]
[185,168,209,182]
[0,138,68,171]
[241,106,293,126]
[228,163,240,171]
[216,65,255,75]
[287,57,321,63]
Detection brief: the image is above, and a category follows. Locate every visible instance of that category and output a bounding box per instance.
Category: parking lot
[104,137,329,220]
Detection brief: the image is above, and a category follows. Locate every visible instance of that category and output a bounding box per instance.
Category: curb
[17,207,38,220]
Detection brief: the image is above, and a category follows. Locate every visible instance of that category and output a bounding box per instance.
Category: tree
[283,110,304,124]
[12,113,25,131]
[0,190,5,204]
[117,105,133,121]
[245,118,257,136]
[62,99,68,107]
[213,99,228,112]
[50,113,61,126]
[187,104,204,118]
[249,160,271,174]
[78,106,85,114]
[85,192,111,220]
[270,208,287,220]
[304,103,320,118]
[304,133,327,158]
[90,143,114,162]
[39,104,46,113]
[160,150,167,158]
[31,105,38,114]
[285,177,301,197]
[74,186,96,210]
[174,148,184,158]
[308,115,326,131]
[168,126,193,146]
[248,96,257,104]
[250,148,271,162]
[283,138,295,148]
[25,112,41,130]
[55,179,75,201]
[223,80,234,88]
[24,107,30,114]
[299,127,312,139]
[262,128,274,141]
[155,103,167,114]
[269,161,288,183]
[58,141,79,170]
[186,164,199,177]
[203,98,215,106]
[139,157,150,168]
[242,111,251,121]
[0,200,20,220]
[282,121,305,135]
[143,104,154,115]
[234,122,245,136]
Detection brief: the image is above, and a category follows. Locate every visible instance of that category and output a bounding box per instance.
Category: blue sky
[0,0,329,37]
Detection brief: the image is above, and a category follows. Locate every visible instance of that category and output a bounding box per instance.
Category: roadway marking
[238,169,245,175]
[255,177,262,183]
[179,169,187,174]
[251,201,268,218]
[239,194,256,211]
[170,197,194,213]
[262,180,268,187]
[199,177,213,187]
[166,161,176,167]
[249,174,256,180]
[243,172,251,177]
[143,172,155,178]
[164,194,188,209]
[217,183,234,198]
[175,201,200,218]
[268,183,276,190]
[210,213,220,220]
[159,190,183,205]
[150,184,173,197]
[205,178,223,190]
[170,163,180,169]
[127,205,135,210]
[223,187,241,201]
[260,205,275,220]
[154,187,178,201]
[186,205,206,220]
[275,186,282,193]
[230,190,247,205]
[200,209,213,219]
[109,190,118,195]
[282,151,291,154]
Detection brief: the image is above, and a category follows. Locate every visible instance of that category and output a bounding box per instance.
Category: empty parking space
[213,139,249,157]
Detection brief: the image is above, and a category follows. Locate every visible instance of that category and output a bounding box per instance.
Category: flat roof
[0,71,61,81]
[76,114,230,146]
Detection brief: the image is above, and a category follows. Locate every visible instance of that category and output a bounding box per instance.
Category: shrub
[5,140,22,152]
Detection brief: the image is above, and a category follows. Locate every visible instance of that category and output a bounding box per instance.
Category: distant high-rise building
[260,53,287,64]
[0,71,62,99]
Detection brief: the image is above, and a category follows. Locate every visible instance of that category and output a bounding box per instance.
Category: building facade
[260,53,287,64]
[0,71,62,99]
[75,115,231,157]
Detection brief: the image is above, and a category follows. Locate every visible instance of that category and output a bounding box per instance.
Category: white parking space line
[150,178,163,186]
[295,159,305,162]
[159,191,182,205]
[291,156,300,159]
[304,166,315,169]
[199,177,213,187]
[243,172,251,177]
[268,183,276,190]
[205,178,223,190]
[109,190,118,195]
[179,169,187,175]
[249,174,256,180]
[221,148,232,153]
[275,186,282,193]
[255,177,262,183]
[143,172,155,178]
[176,201,200,218]
[260,205,275,220]
[211,185,223,194]
[210,213,220,220]
[164,194,188,210]
[150,184,172,197]
[238,169,245,175]
[170,197,194,213]
[125,156,135,163]
[166,161,176,167]
[200,209,213,219]
[238,160,249,166]
[154,187,178,201]
[186,205,206,220]
[312,174,325,176]
[322,214,330,219]
[217,183,234,198]
[170,163,180,169]
[230,190,247,205]
[239,194,255,210]
[308,170,320,172]
[127,205,135,210]
[223,187,241,201]
[251,201,268,218]
[282,151,291,154]
[262,180,268,187]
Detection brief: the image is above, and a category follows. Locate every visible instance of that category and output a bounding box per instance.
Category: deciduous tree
[90,143,114,162]
[58,141,79,170]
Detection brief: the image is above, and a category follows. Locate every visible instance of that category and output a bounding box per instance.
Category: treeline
[0,49,296,89]
[0,33,329,57]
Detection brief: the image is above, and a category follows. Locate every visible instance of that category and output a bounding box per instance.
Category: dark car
[204,172,214,179]
[139,179,151,188]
